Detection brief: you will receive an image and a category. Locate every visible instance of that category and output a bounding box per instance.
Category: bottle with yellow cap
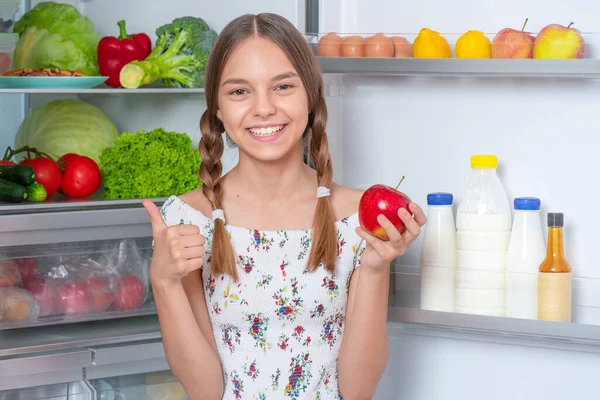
[455,155,512,317]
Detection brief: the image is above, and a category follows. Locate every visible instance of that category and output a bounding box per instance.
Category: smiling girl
[143,13,426,400]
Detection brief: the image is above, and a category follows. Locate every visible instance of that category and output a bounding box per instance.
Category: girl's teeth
[250,125,284,136]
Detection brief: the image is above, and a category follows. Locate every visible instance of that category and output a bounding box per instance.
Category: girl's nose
[252,90,276,118]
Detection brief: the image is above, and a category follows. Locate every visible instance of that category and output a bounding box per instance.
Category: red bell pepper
[98,20,152,88]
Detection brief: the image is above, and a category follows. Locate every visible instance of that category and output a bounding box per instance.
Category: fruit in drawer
[390,37,412,58]
[23,279,58,317]
[317,33,343,57]
[114,275,145,310]
[365,34,394,58]
[491,18,534,59]
[0,287,38,321]
[456,30,491,59]
[84,278,114,313]
[58,281,90,315]
[412,28,452,58]
[358,183,412,241]
[14,258,40,285]
[0,260,21,287]
[341,36,366,57]
[534,23,585,59]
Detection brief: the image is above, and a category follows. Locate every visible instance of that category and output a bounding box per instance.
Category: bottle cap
[471,155,498,169]
[514,197,541,211]
[548,213,564,227]
[427,192,453,206]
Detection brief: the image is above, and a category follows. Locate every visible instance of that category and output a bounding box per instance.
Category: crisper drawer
[0,237,155,329]
[88,371,188,400]
[0,381,92,400]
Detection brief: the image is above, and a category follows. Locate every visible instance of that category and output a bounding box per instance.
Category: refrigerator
[2,0,600,399]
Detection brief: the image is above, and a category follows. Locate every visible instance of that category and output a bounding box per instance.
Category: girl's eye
[230,89,248,96]
[276,84,293,91]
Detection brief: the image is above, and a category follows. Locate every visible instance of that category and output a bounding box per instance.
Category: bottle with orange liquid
[538,213,572,322]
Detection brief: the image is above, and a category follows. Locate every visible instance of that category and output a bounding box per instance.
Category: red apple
[23,279,58,317]
[114,275,145,310]
[492,18,535,59]
[84,278,114,313]
[358,184,412,241]
[14,258,40,285]
[58,281,90,315]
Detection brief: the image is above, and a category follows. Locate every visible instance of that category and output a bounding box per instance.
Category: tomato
[0,260,21,287]
[23,279,58,317]
[114,275,145,310]
[19,157,62,198]
[14,258,40,285]
[84,278,114,313]
[59,154,102,198]
[58,281,90,315]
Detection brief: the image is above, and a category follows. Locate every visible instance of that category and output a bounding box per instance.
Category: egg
[390,36,412,58]
[365,33,394,58]
[317,33,343,57]
[341,36,366,57]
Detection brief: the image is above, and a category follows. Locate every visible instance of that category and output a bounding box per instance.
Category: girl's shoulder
[330,183,364,221]
[159,189,213,228]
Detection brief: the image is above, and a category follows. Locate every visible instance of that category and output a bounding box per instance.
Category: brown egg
[390,36,412,58]
[341,36,366,57]
[317,33,343,57]
[365,33,394,58]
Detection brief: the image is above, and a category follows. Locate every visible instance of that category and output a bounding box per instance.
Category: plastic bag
[0,287,39,322]
[105,239,151,311]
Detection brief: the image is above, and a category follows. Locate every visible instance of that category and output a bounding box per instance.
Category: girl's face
[217,37,310,163]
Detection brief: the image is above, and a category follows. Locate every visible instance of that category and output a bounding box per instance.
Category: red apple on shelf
[491,18,535,59]
[114,275,145,311]
[58,281,90,315]
[358,180,412,241]
[84,277,114,313]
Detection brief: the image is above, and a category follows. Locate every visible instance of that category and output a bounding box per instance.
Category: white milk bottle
[420,192,456,312]
[505,197,546,319]
[455,155,511,317]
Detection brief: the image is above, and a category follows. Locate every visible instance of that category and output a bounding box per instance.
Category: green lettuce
[13,2,100,75]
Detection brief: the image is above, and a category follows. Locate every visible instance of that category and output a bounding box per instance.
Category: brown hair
[199,13,337,281]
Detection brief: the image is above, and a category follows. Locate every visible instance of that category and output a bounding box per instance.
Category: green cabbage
[14,99,119,163]
[13,2,100,75]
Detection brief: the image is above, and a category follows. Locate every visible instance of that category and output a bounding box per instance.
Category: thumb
[142,200,168,233]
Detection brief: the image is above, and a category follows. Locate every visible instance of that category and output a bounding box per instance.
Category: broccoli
[99,128,202,200]
[119,17,218,89]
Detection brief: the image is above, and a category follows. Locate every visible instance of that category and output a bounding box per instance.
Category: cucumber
[0,164,36,186]
[0,178,28,203]
[26,182,47,202]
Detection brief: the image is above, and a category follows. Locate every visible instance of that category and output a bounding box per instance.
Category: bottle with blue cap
[505,197,547,320]
[420,192,456,312]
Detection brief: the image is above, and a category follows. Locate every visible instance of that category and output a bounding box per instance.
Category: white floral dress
[159,195,366,400]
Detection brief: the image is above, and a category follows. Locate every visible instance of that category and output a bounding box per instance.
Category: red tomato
[60,153,82,166]
[0,160,15,165]
[19,157,62,198]
[59,155,102,198]
[114,275,145,310]
[23,279,58,317]
[84,278,114,313]
[58,281,90,315]
[14,258,40,285]
[0,260,21,287]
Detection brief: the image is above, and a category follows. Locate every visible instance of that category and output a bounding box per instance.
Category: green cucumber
[26,182,47,202]
[0,164,36,186]
[0,178,28,203]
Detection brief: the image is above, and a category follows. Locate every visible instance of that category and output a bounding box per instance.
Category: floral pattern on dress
[159,196,366,400]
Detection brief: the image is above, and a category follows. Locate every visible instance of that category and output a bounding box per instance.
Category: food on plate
[317,33,343,57]
[12,2,100,76]
[358,182,412,241]
[491,18,535,59]
[534,22,585,59]
[14,258,40,285]
[0,287,38,321]
[2,68,86,76]
[114,275,145,310]
[23,279,58,317]
[390,36,412,58]
[59,154,102,198]
[455,30,491,59]
[14,99,119,165]
[365,33,394,58]
[99,128,201,199]
[0,260,21,287]
[341,35,365,57]
[0,163,35,186]
[98,20,152,88]
[119,16,217,89]
[58,281,89,315]
[0,178,28,202]
[19,156,62,198]
[412,28,452,58]
[84,277,114,313]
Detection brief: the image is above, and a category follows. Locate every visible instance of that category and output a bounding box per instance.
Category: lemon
[455,30,491,58]
[412,28,452,58]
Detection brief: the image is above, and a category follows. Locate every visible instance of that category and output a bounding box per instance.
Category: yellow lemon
[455,30,491,58]
[412,28,452,58]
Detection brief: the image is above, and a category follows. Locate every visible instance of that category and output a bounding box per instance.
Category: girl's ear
[217,109,223,121]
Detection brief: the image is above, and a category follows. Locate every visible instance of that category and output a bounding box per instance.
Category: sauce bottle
[538,213,572,322]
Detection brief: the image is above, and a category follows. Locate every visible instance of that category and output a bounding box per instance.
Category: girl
[143,13,426,400]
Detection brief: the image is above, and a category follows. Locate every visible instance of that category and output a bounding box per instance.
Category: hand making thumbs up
[143,200,206,286]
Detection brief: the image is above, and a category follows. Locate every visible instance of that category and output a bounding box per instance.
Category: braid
[199,111,239,281]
